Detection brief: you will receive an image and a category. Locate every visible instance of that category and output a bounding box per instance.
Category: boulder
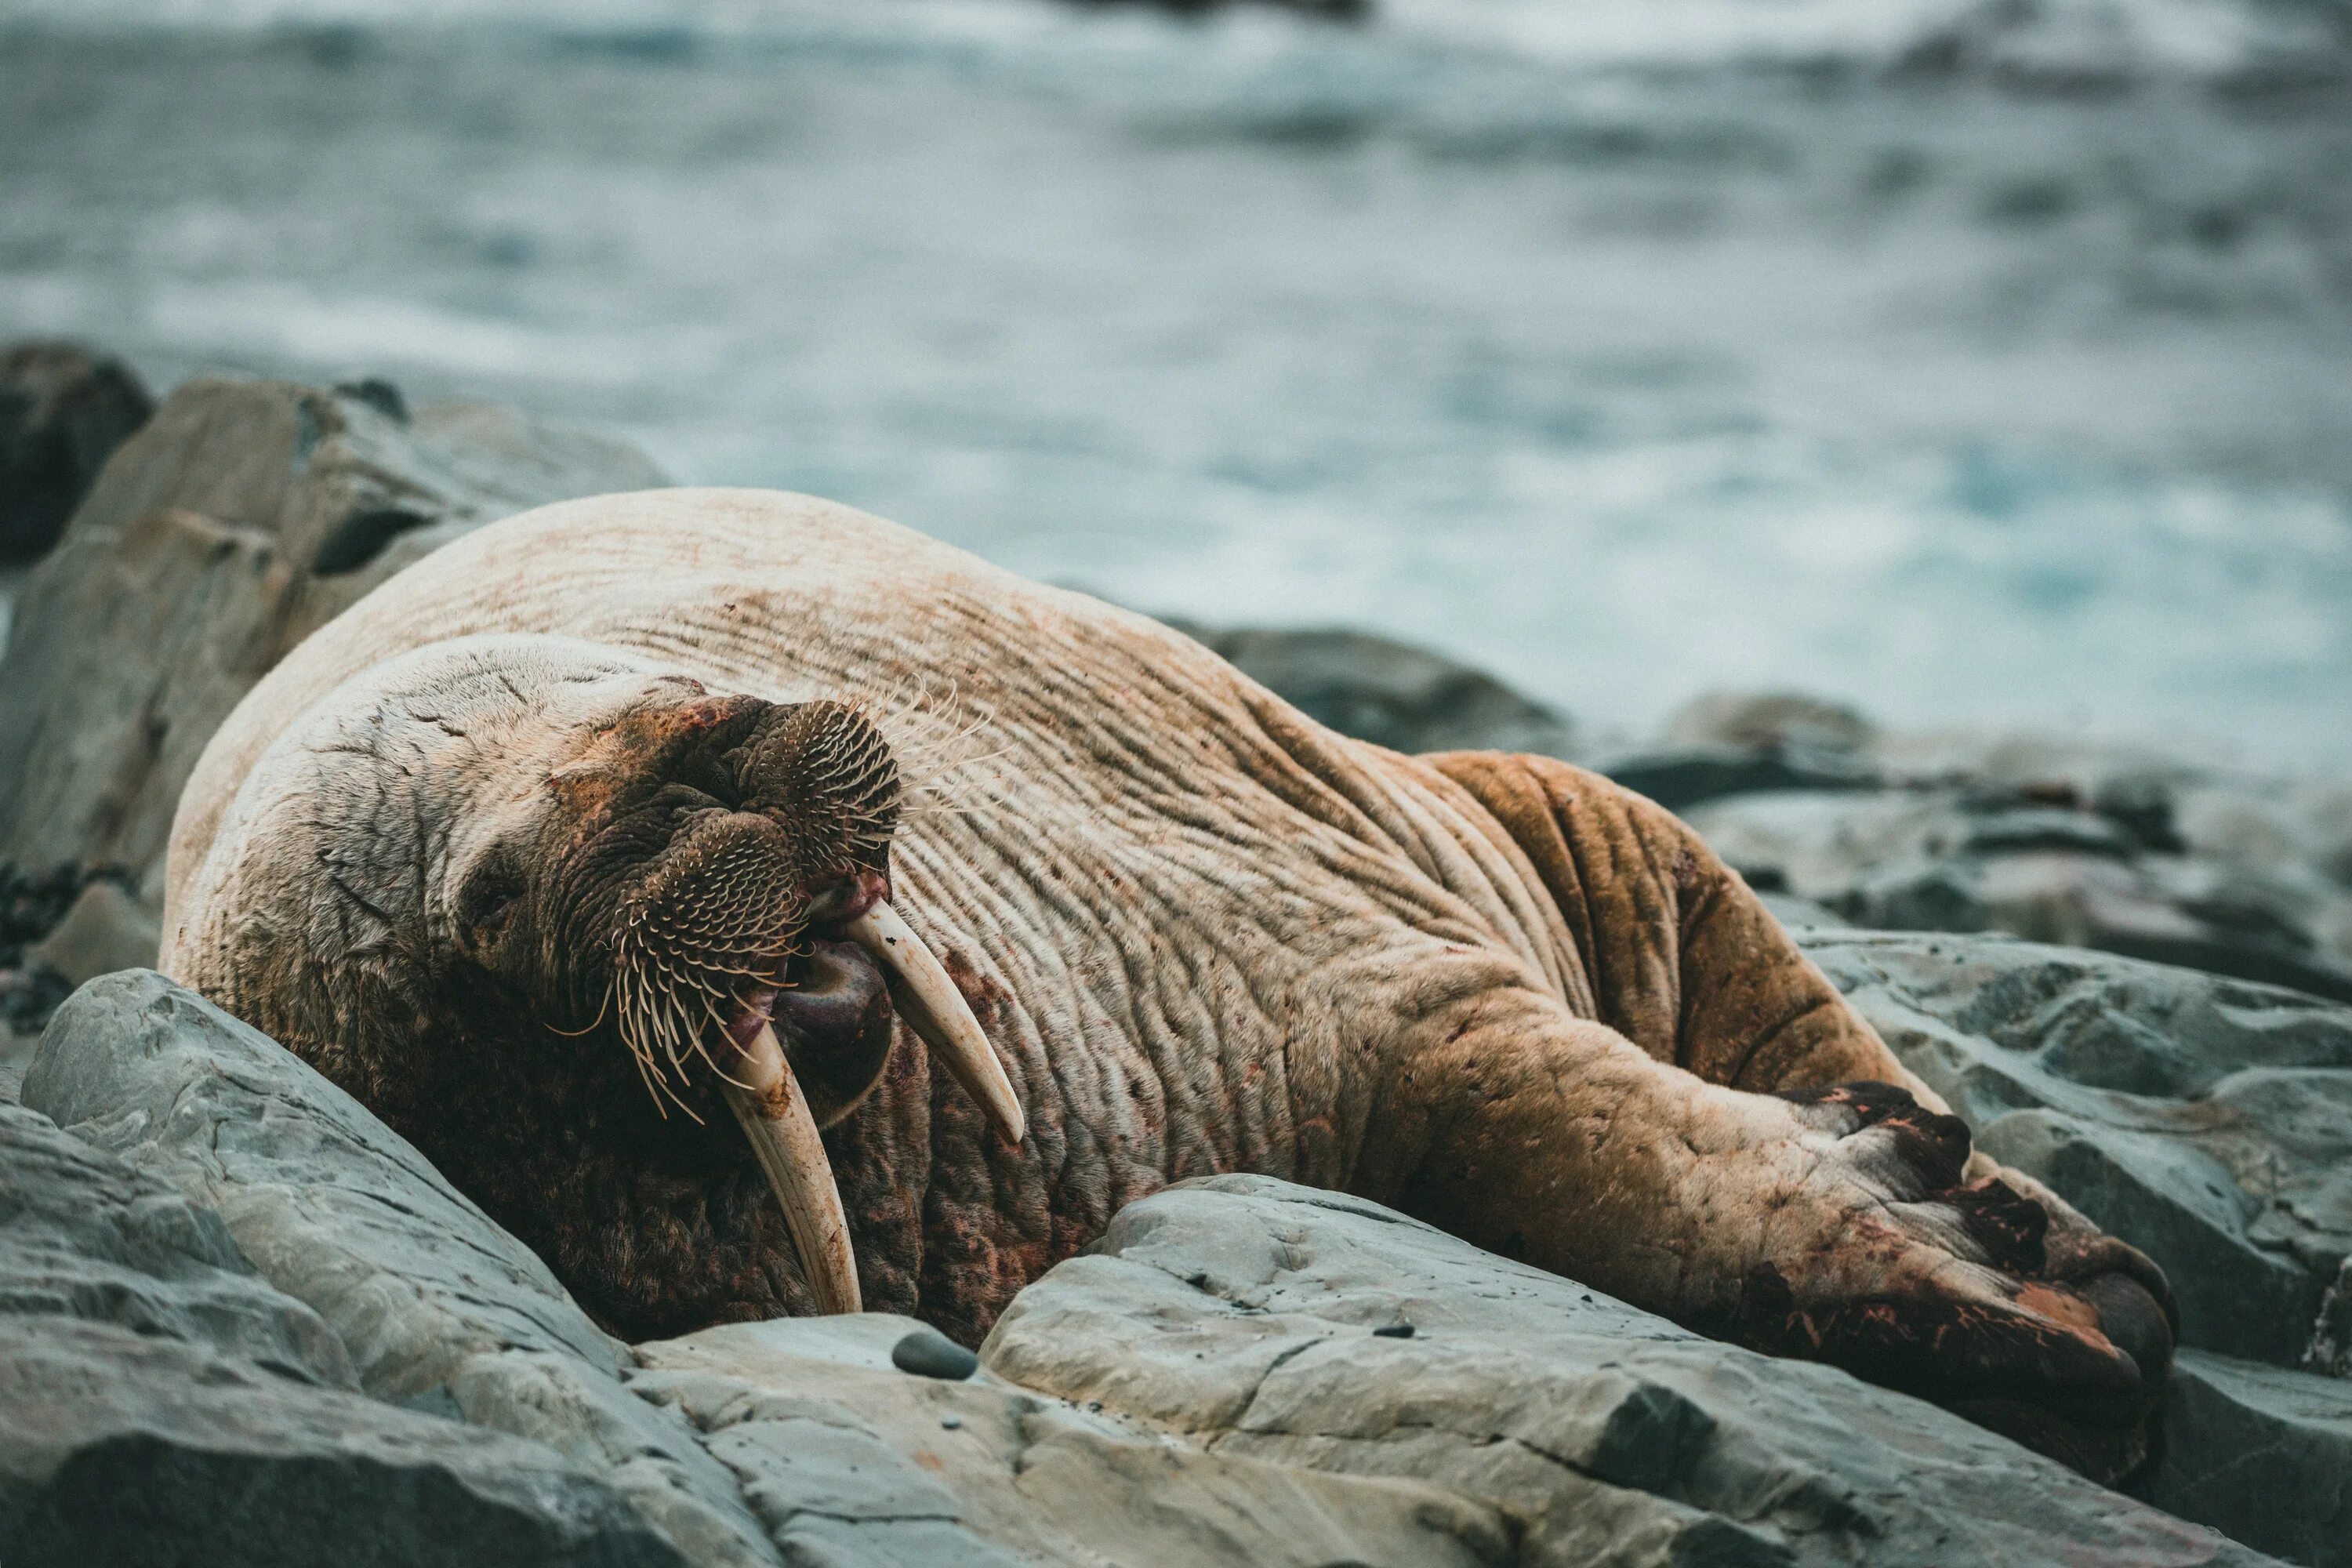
[2142,1351,2352,1568]
[633,1314,1504,1568]
[0,1096,686,1567]
[1800,929,2352,1372]
[1165,621,1577,759]
[0,376,666,897]
[0,342,152,563]
[24,971,777,1568]
[27,880,159,986]
[985,1174,2272,1567]
[1662,691,1878,757]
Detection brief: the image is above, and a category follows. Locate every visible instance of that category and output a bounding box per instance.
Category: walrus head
[173,633,1021,1318]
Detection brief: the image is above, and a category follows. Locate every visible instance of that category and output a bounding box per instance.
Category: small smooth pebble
[940,1415,964,1430]
[1373,1323,1416,1338]
[891,1327,979,1381]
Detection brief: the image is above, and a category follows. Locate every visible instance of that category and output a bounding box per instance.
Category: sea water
[2,0,2347,765]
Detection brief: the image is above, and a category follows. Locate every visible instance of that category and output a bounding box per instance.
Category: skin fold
[161,488,2175,1481]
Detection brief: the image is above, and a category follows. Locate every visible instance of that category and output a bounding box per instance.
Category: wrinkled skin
[165,489,2174,1482]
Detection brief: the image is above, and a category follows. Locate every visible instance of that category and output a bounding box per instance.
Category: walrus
[162,488,2174,1480]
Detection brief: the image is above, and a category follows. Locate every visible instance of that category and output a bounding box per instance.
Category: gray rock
[1597,745,1883,813]
[1802,930,2352,1370]
[0,376,666,893]
[1167,622,1577,758]
[633,1311,1509,1568]
[27,880,159,986]
[1,1320,689,1568]
[986,1174,2270,1567]
[0,341,151,562]
[2138,1350,2352,1568]
[2310,1257,2352,1377]
[1663,691,1878,757]
[1696,789,2352,1004]
[0,1098,687,1566]
[24,971,777,1568]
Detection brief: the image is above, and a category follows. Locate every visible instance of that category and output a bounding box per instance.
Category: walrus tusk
[844,901,1026,1145]
[724,1022,862,1315]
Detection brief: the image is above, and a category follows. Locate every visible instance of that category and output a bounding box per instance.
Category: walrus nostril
[2079,1273,2173,1404]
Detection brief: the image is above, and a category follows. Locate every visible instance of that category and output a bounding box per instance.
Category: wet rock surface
[0,374,666,898]
[2148,1351,2352,1568]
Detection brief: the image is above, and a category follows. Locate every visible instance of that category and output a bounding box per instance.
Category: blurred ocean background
[2,0,2347,764]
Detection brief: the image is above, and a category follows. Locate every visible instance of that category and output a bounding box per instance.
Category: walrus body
[164,489,2172,1477]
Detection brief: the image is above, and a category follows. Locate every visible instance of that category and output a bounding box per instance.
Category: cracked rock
[985,1174,2268,1567]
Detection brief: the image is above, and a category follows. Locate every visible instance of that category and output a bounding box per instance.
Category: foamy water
[3,0,2348,764]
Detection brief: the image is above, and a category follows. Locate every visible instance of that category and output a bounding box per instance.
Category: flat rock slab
[634,1312,1507,1568]
[986,1174,2273,1568]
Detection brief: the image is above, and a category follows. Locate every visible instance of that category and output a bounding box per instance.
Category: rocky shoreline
[1,352,2347,1566]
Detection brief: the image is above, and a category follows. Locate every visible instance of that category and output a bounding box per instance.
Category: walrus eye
[458,870,524,954]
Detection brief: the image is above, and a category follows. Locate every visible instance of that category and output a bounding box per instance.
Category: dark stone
[891,1327,979,1380]
[0,342,152,563]
[1166,622,1576,759]
[333,377,409,423]
[1596,744,1883,812]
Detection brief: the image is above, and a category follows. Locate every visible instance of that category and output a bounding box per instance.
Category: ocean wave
[5,0,2345,83]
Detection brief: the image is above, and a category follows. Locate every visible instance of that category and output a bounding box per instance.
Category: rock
[2136,1350,2352,1568]
[23,971,776,1568]
[890,1326,978,1380]
[1801,930,2352,1370]
[2,1321,690,1568]
[0,376,667,895]
[633,1312,1511,1568]
[985,1174,2270,1567]
[1695,788,2352,1004]
[1167,622,1576,759]
[0,1097,688,1567]
[2310,1257,2352,1377]
[27,880,158,986]
[1663,691,1878,757]
[0,865,123,1055]
[0,342,152,562]
[1596,744,1884,812]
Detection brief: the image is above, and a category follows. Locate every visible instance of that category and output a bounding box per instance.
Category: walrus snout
[597,691,1024,1316]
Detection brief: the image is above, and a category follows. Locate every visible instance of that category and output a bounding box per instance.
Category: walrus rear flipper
[1399,750,2175,1483]
[1421,749,1926,1096]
